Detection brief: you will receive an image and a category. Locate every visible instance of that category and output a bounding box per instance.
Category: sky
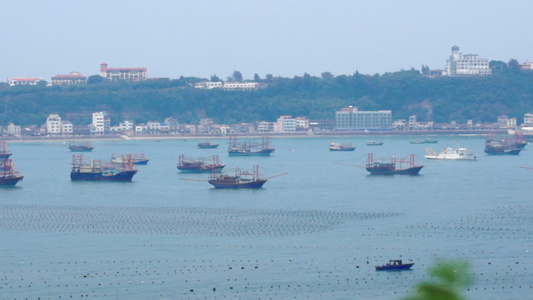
[2,1,533,81]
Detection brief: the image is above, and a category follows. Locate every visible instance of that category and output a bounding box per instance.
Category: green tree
[87,75,104,84]
[232,70,243,82]
[403,259,473,300]
[210,74,220,82]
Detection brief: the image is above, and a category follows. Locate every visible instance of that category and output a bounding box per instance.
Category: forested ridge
[1,64,532,127]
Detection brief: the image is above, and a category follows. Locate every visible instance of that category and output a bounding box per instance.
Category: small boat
[228,136,275,156]
[0,141,12,159]
[177,154,225,173]
[68,141,94,152]
[365,153,423,175]
[425,144,477,160]
[0,159,24,186]
[375,259,414,271]
[329,142,356,151]
[197,142,219,149]
[111,153,150,165]
[70,154,137,182]
[424,138,438,143]
[366,141,384,146]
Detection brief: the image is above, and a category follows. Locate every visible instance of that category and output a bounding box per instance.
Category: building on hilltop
[51,71,87,85]
[100,63,146,81]
[194,81,266,90]
[335,106,392,130]
[7,77,43,86]
[444,45,491,76]
[520,60,533,70]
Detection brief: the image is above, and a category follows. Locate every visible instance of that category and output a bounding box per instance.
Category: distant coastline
[0,129,505,144]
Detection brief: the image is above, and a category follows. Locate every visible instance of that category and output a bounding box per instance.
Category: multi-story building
[100,63,147,81]
[195,81,223,89]
[523,113,533,126]
[61,121,73,135]
[335,106,392,130]
[92,111,110,134]
[520,61,533,70]
[7,123,21,136]
[51,72,87,85]
[444,46,491,76]
[46,114,62,135]
[7,77,43,86]
[277,115,296,132]
[295,117,310,131]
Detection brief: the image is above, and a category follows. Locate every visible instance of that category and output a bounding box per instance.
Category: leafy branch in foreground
[403,259,473,300]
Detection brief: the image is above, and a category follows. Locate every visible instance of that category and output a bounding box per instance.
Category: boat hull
[0,154,12,159]
[375,263,414,271]
[366,166,423,175]
[0,175,24,186]
[69,146,94,152]
[329,147,355,151]
[70,170,137,182]
[484,149,522,155]
[133,159,150,165]
[178,165,225,173]
[228,149,275,156]
[208,179,267,188]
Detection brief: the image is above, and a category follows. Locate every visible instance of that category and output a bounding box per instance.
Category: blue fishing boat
[228,136,275,156]
[197,142,220,149]
[70,154,137,182]
[177,154,225,173]
[365,153,423,175]
[0,159,24,186]
[68,141,94,152]
[329,141,356,151]
[366,141,384,146]
[375,260,414,271]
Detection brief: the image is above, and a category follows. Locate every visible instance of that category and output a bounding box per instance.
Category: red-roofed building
[51,71,87,85]
[100,63,147,81]
[7,77,43,86]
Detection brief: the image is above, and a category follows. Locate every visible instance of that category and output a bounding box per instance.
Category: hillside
[1,66,533,127]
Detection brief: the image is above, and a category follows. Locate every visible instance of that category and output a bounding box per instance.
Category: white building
[135,124,148,134]
[92,111,109,134]
[100,63,146,81]
[523,113,533,126]
[335,106,392,130]
[7,123,21,136]
[195,81,223,89]
[51,72,87,85]
[8,77,43,86]
[444,46,491,76]
[61,121,73,135]
[46,114,62,135]
[277,115,296,132]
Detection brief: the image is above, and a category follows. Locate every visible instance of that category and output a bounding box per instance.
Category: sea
[1,135,532,300]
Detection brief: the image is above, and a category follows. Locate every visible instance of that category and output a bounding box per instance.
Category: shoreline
[1,129,504,144]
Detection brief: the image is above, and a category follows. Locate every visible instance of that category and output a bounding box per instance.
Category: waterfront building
[7,123,21,136]
[7,77,43,86]
[135,124,148,135]
[61,121,73,135]
[444,46,491,76]
[277,115,296,132]
[295,117,310,131]
[100,63,146,81]
[51,72,87,85]
[92,111,110,134]
[335,106,392,130]
[46,114,62,135]
[523,113,533,126]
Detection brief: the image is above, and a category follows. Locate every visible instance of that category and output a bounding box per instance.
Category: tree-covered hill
[1,64,532,127]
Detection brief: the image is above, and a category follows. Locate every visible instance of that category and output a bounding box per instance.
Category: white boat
[425,144,476,160]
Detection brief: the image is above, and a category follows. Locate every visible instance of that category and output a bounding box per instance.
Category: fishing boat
[425,144,477,160]
[366,141,384,146]
[177,154,225,173]
[484,133,527,155]
[111,153,150,165]
[365,153,423,175]
[0,141,12,159]
[180,165,287,188]
[68,141,94,152]
[329,142,356,151]
[410,139,425,144]
[70,154,137,182]
[424,138,438,143]
[0,159,24,186]
[375,260,414,271]
[228,136,275,156]
[197,142,219,149]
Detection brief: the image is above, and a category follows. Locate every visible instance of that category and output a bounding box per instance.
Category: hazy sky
[2,1,532,81]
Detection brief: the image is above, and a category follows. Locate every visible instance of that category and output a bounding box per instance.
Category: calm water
[1,135,533,299]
